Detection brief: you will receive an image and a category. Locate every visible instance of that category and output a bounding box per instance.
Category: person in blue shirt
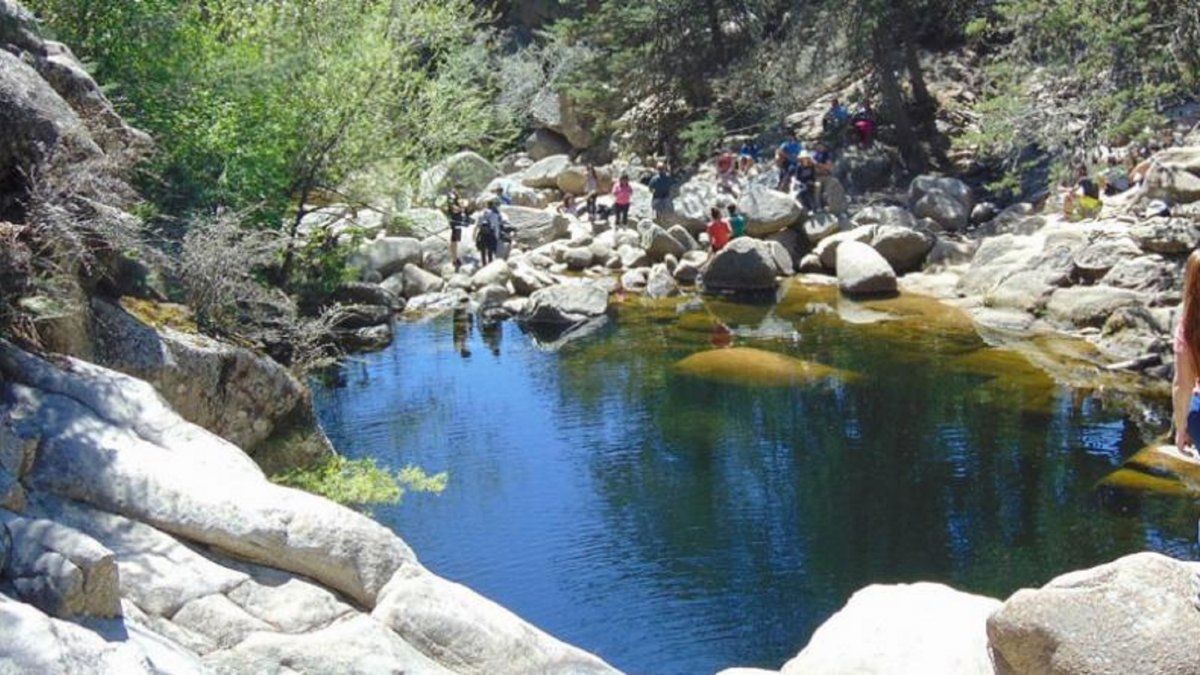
[776,131,803,192]
[823,98,851,146]
[738,139,761,173]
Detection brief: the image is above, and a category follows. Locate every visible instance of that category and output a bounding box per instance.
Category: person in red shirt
[706,206,732,255]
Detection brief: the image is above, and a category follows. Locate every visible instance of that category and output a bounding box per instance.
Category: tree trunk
[704,0,724,61]
[872,30,925,173]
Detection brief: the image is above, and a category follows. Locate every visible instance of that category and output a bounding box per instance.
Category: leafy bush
[272,456,448,510]
[679,115,728,166]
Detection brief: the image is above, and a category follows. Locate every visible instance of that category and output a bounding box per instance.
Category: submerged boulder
[780,583,1001,675]
[988,552,1200,675]
[674,348,852,387]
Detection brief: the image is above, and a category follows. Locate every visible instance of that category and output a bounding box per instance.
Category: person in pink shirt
[1173,250,1200,456]
[612,174,634,228]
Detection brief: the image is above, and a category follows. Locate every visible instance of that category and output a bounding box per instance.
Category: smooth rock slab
[780,582,1000,675]
[521,284,610,326]
[988,552,1200,675]
[372,565,617,675]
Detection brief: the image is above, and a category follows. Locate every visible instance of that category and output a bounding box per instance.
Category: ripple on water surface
[313,291,1195,675]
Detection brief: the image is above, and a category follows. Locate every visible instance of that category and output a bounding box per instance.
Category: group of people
[821,98,877,149]
[443,186,511,270]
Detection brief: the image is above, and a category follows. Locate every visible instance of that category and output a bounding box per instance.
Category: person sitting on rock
[612,174,635,228]
[1173,250,1200,458]
[1063,173,1103,221]
[727,204,747,239]
[492,185,513,206]
[706,206,732,256]
[738,139,761,173]
[850,101,877,147]
[584,164,601,223]
[822,98,851,146]
[776,131,803,192]
[716,150,739,196]
[648,164,674,223]
[558,193,579,217]
[794,152,819,212]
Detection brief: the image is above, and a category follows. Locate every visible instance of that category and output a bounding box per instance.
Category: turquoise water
[312,285,1198,674]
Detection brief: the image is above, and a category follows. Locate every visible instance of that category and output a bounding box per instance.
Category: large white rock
[557,164,613,196]
[837,241,897,296]
[529,90,592,149]
[521,154,573,189]
[780,583,1001,675]
[0,511,120,619]
[737,185,803,236]
[521,284,610,326]
[639,221,687,261]
[1144,146,1200,204]
[702,238,783,292]
[988,552,1200,675]
[372,565,617,674]
[502,206,570,247]
[477,177,547,209]
[205,614,452,675]
[0,594,154,674]
[1045,286,1147,328]
[402,263,445,297]
[870,225,935,273]
[909,175,972,232]
[350,237,424,279]
[418,152,500,204]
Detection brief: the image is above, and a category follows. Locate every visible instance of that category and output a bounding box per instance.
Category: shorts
[450,227,462,243]
[652,197,673,214]
[1188,393,1200,445]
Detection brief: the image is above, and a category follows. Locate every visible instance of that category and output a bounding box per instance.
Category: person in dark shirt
[648,164,674,223]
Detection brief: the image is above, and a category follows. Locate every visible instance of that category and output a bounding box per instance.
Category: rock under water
[673,347,854,387]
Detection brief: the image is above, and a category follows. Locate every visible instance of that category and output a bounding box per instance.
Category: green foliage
[272,456,448,510]
[25,0,517,234]
[970,0,1200,162]
[679,115,727,165]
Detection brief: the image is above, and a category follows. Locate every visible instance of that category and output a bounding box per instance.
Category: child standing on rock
[612,174,634,228]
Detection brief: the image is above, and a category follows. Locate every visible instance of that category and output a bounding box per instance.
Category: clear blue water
[312,287,1198,674]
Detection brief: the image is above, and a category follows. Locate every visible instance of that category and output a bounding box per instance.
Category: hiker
[558,193,579,216]
[776,131,803,192]
[727,204,747,239]
[794,152,819,212]
[612,173,634,228]
[706,206,732,256]
[1173,250,1200,457]
[476,198,505,265]
[584,164,600,223]
[738,139,761,173]
[716,150,739,196]
[443,186,469,271]
[648,163,674,222]
[811,141,835,212]
[1063,172,1102,221]
[851,101,876,147]
[822,98,851,146]
[493,185,513,206]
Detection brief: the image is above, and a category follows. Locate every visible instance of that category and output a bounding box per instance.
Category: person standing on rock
[584,164,600,223]
[706,206,732,257]
[612,173,634,228]
[727,204,747,239]
[476,199,504,265]
[1173,250,1200,458]
[648,164,674,223]
[444,186,469,271]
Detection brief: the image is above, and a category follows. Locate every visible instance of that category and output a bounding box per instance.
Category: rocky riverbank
[719,551,1200,675]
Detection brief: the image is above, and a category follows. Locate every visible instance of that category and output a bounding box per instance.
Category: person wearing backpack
[476,199,505,265]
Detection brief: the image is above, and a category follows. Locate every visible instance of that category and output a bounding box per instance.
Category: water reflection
[313,288,1196,675]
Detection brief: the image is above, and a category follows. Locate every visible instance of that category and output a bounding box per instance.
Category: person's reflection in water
[480,319,503,357]
[452,309,473,358]
[710,322,733,348]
